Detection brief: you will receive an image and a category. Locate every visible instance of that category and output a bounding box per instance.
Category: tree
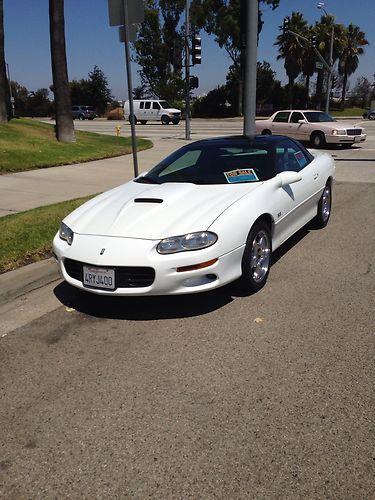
[275,11,308,108]
[338,24,368,108]
[190,0,280,114]
[133,1,185,100]
[49,0,75,142]
[70,66,113,115]
[0,0,9,123]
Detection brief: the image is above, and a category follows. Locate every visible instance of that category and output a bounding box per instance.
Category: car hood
[164,108,181,114]
[65,181,261,239]
[327,120,363,130]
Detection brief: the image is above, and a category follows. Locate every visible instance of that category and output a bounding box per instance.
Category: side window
[152,102,160,110]
[276,139,311,173]
[145,101,151,109]
[273,112,291,123]
[139,102,144,109]
[290,112,304,123]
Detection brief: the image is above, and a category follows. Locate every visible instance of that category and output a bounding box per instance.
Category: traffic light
[312,34,317,48]
[191,35,201,65]
[172,39,182,70]
[189,76,199,89]
[282,18,289,34]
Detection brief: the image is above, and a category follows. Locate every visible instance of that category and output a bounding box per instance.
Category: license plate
[354,136,361,142]
[83,266,115,290]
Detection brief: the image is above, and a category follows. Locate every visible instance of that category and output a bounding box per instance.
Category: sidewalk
[0,139,183,217]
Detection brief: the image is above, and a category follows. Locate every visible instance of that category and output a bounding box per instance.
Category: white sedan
[255,110,366,148]
[53,135,335,296]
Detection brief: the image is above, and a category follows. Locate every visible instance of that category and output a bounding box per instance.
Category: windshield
[304,111,335,123]
[134,142,276,185]
[159,101,172,109]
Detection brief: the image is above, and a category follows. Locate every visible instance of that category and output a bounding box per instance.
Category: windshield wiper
[134,176,160,184]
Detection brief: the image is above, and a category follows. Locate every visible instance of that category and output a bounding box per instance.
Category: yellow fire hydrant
[115,125,122,137]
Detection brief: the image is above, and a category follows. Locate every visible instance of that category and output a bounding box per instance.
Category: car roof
[187,135,299,147]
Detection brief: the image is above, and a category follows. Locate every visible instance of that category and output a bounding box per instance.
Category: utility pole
[185,0,191,140]
[243,0,258,137]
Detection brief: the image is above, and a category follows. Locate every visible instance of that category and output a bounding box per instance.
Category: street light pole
[317,2,334,114]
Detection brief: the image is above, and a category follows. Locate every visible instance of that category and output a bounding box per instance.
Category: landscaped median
[0,118,152,173]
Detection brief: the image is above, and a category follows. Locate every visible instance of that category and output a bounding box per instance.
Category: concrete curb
[0,258,61,307]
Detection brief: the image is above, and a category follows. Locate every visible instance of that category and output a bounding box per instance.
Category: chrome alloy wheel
[321,185,331,222]
[250,229,271,283]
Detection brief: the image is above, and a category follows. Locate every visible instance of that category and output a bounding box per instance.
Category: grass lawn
[330,107,365,118]
[0,118,152,173]
[0,196,94,273]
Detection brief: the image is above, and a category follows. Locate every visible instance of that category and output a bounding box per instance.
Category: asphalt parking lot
[0,118,374,498]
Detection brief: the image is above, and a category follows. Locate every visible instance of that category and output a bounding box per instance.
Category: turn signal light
[176,258,218,273]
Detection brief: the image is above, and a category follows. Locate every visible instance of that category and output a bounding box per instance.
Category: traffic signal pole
[185,0,191,140]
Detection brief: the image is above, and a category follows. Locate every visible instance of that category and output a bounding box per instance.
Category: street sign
[316,62,324,70]
[108,0,144,27]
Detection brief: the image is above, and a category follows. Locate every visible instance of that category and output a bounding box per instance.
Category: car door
[273,138,322,245]
[152,101,161,120]
[287,112,305,141]
[270,111,291,135]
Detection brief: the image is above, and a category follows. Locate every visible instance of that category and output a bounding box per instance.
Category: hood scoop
[134,197,163,204]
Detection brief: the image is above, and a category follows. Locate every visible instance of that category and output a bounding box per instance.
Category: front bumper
[53,233,244,296]
[325,133,366,144]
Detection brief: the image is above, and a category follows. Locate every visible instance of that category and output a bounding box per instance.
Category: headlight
[157,231,218,254]
[332,129,346,136]
[59,222,74,245]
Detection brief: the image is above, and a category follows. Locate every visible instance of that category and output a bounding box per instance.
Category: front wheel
[310,132,326,148]
[313,182,332,229]
[239,221,272,294]
[368,113,375,120]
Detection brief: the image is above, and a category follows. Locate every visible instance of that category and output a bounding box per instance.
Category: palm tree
[0,0,9,123]
[49,0,75,142]
[338,24,368,109]
[275,11,308,108]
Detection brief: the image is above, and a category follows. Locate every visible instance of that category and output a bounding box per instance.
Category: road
[1,118,374,499]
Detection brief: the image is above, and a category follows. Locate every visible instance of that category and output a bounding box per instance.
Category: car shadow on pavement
[53,224,311,320]
[53,281,234,320]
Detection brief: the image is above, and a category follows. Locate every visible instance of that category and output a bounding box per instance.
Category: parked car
[71,105,96,120]
[362,109,375,120]
[124,99,181,125]
[255,110,366,148]
[53,135,335,296]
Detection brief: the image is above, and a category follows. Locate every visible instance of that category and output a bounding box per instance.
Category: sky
[3,0,375,101]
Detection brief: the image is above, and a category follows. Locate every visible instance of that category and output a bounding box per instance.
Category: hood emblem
[100,248,106,255]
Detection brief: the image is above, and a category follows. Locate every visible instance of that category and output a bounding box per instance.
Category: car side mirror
[298,119,306,124]
[278,171,302,187]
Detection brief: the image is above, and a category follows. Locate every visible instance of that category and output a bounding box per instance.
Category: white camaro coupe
[53,135,335,296]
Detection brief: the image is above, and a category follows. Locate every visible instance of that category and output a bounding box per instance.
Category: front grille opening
[64,258,155,288]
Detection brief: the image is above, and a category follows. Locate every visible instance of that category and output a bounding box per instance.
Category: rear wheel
[128,115,138,125]
[140,120,147,125]
[161,115,170,125]
[262,129,272,135]
[310,131,326,148]
[313,182,332,228]
[369,113,375,120]
[239,221,272,293]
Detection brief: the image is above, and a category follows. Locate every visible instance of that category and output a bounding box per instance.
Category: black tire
[172,119,180,125]
[78,115,84,121]
[128,115,138,125]
[313,182,332,229]
[262,129,272,135]
[239,221,272,294]
[369,113,375,120]
[140,120,147,125]
[310,132,326,148]
[161,115,170,125]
